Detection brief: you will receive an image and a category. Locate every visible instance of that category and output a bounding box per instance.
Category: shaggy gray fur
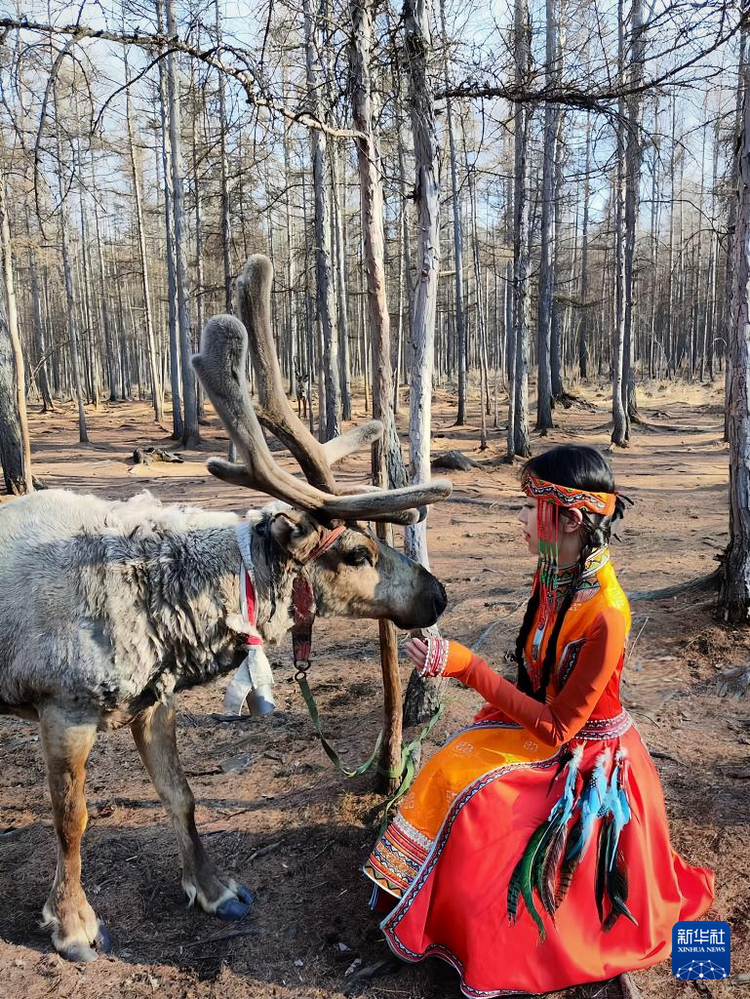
[0,489,293,724]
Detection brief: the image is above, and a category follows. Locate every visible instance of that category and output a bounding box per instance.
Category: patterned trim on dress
[557,638,586,687]
[575,709,632,740]
[382,938,529,998]
[364,812,433,897]
[557,546,610,589]
[462,713,632,743]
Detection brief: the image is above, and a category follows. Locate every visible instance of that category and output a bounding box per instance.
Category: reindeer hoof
[217,887,254,921]
[95,922,111,954]
[59,941,99,964]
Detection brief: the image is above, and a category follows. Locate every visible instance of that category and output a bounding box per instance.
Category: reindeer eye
[343,547,373,567]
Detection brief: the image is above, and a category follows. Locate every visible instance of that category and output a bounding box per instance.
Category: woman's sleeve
[449,608,627,748]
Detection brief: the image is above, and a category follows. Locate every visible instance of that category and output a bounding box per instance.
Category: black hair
[514,445,627,702]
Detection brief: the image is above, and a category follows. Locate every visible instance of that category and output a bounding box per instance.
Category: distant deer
[0,256,451,963]
[294,357,308,419]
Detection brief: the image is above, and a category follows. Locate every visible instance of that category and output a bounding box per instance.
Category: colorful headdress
[522,471,616,650]
[521,472,616,517]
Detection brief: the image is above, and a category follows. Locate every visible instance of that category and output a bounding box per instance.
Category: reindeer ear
[269,510,321,560]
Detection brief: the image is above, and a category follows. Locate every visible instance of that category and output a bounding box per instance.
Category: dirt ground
[1,381,747,999]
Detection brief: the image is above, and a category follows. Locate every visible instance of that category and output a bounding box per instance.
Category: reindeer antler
[192,255,452,524]
[235,256,384,490]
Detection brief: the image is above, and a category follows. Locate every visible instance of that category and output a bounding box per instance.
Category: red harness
[240,525,346,664]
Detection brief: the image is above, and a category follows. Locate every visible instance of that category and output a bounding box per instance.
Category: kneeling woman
[364,445,714,996]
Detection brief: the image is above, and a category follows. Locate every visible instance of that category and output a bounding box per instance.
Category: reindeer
[294,357,308,419]
[0,256,451,964]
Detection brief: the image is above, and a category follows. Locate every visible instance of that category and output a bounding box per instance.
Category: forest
[1,0,750,997]
[0,0,745,465]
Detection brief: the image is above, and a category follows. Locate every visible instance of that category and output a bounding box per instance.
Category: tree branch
[0,16,368,141]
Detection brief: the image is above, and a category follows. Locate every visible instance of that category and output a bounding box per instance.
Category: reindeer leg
[39,705,109,963]
[131,698,253,921]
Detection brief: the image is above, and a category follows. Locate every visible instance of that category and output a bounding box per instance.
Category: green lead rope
[375,703,445,834]
[294,671,444,832]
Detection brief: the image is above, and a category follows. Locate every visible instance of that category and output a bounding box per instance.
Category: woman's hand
[404,637,429,670]
[404,637,475,679]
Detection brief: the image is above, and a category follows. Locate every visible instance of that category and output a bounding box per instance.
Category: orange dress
[365,550,714,996]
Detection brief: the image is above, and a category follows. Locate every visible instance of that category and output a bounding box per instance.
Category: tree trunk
[550,110,566,400]
[468,163,488,448]
[440,0,467,426]
[156,2,183,439]
[536,0,556,433]
[403,0,441,568]
[54,82,88,444]
[0,183,32,492]
[624,0,644,422]
[165,0,199,446]
[511,0,532,459]
[724,23,748,440]
[28,245,54,411]
[303,0,341,441]
[125,73,163,422]
[331,145,352,422]
[611,0,628,448]
[722,54,750,625]
[215,0,233,312]
[350,0,410,787]
[0,273,27,494]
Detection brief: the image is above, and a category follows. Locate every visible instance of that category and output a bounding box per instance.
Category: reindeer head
[267,509,447,629]
[192,255,452,631]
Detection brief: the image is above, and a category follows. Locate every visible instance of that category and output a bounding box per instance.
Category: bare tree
[611,0,629,448]
[0,186,32,494]
[403,0,441,567]
[165,0,199,446]
[440,0,467,426]
[125,58,163,422]
[536,0,557,434]
[510,0,532,460]
[303,0,341,441]
[722,44,750,625]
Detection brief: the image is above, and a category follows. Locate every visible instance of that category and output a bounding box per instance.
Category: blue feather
[546,743,584,825]
[606,751,632,871]
[565,749,610,863]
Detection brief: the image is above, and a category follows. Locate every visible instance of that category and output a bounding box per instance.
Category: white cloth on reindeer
[223,523,276,717]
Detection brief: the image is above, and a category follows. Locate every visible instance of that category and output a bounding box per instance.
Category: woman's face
[517,497,539,554]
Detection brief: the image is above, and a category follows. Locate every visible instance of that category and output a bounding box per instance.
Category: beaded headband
[521,472,617,516]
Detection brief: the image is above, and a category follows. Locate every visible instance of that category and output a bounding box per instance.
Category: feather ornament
[563,749,610,865]
[603,850,638,931]
[508,745,584,936]
[507,821,550,939]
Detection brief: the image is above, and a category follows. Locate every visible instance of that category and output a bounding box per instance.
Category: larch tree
[303,0,341,442]
[403,0,441,569]
[165,0,199,446]
[0,184,32,494]
[721,35,750,626]
[509,0,532,460]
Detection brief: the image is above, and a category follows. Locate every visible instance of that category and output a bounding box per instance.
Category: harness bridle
[229,521,346,710]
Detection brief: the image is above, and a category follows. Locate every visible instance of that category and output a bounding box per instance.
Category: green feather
[555,815,581,908]
[532,819,558,896]
[539,819,569,916]
[595,820,611,923]
[507,821,550,939]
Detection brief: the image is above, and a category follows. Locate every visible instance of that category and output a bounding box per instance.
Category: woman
[364,445,714,996]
